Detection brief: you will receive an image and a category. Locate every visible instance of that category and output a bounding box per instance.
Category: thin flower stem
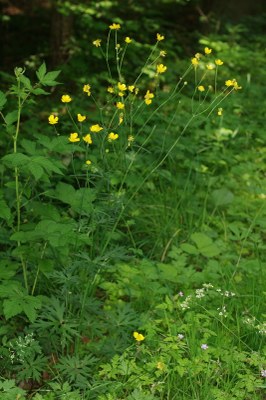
[106,30,113,80]
[14,76,28,293]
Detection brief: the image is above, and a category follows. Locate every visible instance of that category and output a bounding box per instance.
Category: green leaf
[180,243,199,255]
[211,188,234,206]
[0,198,11,221]
[2,152,30,167]
[41,70,61,86]
[36,62,47,81]
[32,87,50,95]
[4,110,18,126]
[22,295,42,322]
[20,74,33,90]
[3,298,23,319]
[191,232,220,258]
[0,260,18,280]
[0,90,7,111]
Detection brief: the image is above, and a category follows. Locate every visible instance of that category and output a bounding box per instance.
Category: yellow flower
[117,82,127,91]
[128,85,135,92]
[191,57,199,67]
[144,90,154,105]
[108,132,119,141]
[198,85,205,92]
[156,63,167,74]
[118,113,124,125]
[85,160,92,165]
[115,43,121,50]
[83,84,91,96]
[215,59,224,66]
[83,134,92,144]
[107,86,114,93]
[157,362,166,371]
[116,101,125,110]
[93,39,101,47]
[48,114,59,125]
[195,52,201,60]
[160,50,167,57]
[225,79,234,87]
[128,135,134,143]
[61,94,72,103]
[109,23,121,30]
[77,113,86,122]
[133,331,145,342]
[90,124,103,133]
[68,132,80,143]
[135,88,139,95]
[204,47,212,54]
[125,36,132,44]
[232,79,242,90]
[156,33,165,41]
[217,108,223,116]
[144,90,154,100]
[206,63,215,70]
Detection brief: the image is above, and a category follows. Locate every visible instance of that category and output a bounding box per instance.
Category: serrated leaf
[0,90,7,111]
[5,110,18,126]
[0,199,11,221]
[3,298,23,319]
[20,74,32,90]
[22,295,42,322]
[28,163,44,180]
[32,87,50,95]
[41,70,61,86]
[2,152,30,167]
[36,62,47,81]
[180,243,199,255]
[191,232,220,258]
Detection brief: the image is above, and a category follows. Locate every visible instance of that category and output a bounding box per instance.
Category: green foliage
[0,11,265,400]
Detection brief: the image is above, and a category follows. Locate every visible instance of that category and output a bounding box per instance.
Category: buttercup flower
[156,63,167,74]
[83,134,92,144]
[144,90,154,106]
[198,85,205,92]
[108,132,119,141]
[160,50,167,57]
[118,113,124,125]
[191,57,199,67]
[68,133,80,143]
[157,361,166,370]
[133,331,145,342]
[195,52,201,60]
[215,59,224,66]
[116,101,125,110]
[225,79,234,87]
[128,85,135,92]
[201,344,208,350]
[90,124,103,133]
[109,23,121,30]
[77,113,86,122]
[93,39,101,47]
[125,36,132,44]
[156,33,165,41]
[48,114,58,125]
[117,82,127,92]
[217,108,223,116]
[107,86,114,94]
[61,94,72,103]
[206,63,215,70]
[204,47,212,54]
[85,160,92,165]
[83,84,91,96]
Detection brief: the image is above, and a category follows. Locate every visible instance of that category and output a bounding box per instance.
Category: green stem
[14,77,28,292]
